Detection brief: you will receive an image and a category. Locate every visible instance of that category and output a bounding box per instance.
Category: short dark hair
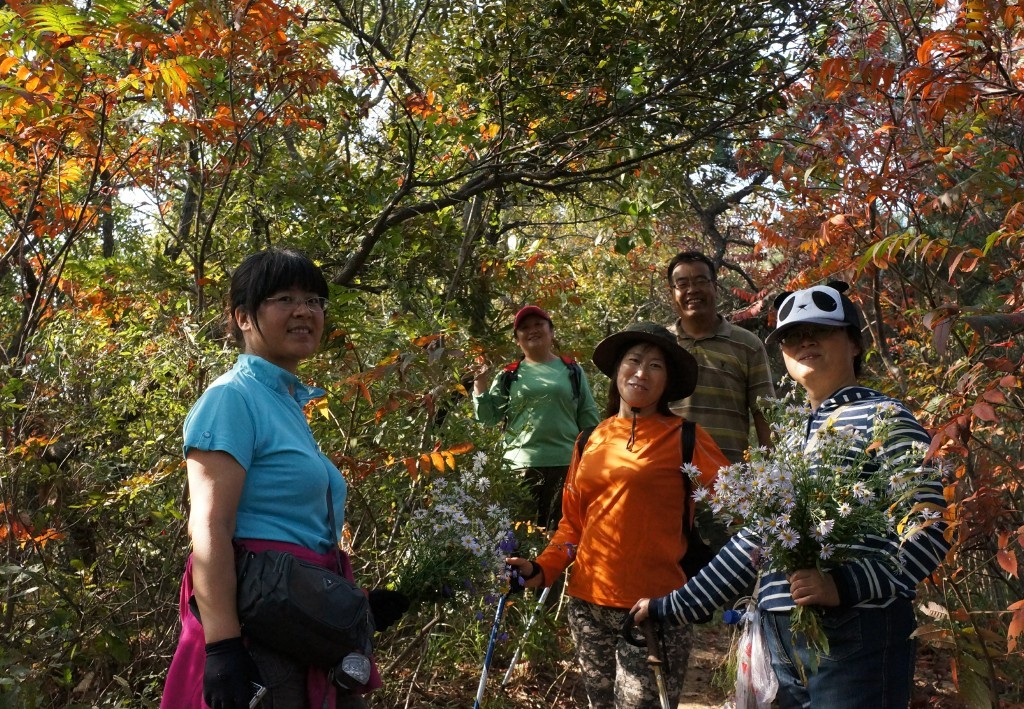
[847,326,865,378]
[228,248,329,345]
[603,343,677,418]
[666,251,716,285]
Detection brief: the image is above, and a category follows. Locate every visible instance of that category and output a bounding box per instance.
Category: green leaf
[956,664,993,709]
[26,3,88,36]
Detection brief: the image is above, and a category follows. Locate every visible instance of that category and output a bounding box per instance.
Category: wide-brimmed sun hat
[591,321,698,401]
[765,281,863,346]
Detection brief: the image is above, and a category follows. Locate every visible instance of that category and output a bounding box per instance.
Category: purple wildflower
[497,530,518,554]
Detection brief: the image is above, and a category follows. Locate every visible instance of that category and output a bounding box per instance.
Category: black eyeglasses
[779,325,841,346]
[263,295,329,313]
[672,276,713,290]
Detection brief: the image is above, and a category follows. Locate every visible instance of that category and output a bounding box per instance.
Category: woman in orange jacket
[507,322,728,707]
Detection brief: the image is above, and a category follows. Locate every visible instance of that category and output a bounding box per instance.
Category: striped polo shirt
[652,386,951,624]
[668,317,775,463]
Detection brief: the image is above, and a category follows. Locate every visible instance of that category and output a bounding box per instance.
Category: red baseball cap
[513,305,552,331]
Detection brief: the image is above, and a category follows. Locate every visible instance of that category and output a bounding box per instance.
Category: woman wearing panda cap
[631,282,950,708]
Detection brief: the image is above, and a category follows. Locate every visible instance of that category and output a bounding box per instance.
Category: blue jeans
[761,600,916,709]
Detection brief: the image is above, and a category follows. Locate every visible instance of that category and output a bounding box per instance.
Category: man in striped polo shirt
[666,251,775,463]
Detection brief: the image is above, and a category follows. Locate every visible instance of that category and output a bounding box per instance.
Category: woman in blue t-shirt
[163,249,406,709]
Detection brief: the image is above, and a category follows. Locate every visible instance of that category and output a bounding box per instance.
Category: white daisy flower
[851,482,873,501]
[680,462,702,478]
[778,527,800,549]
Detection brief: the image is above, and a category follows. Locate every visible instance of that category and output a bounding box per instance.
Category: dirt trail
[678,621,733,708]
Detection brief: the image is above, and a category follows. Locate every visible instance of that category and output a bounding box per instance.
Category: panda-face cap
[766,282,862,346]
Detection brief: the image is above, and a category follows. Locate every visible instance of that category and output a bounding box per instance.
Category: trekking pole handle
[620,611,666,663]
[621,609,641,646]
[641,618,665,668]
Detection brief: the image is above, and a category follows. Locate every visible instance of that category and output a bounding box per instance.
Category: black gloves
[368,589,410,632]
[509,560,542,594]
[204,637,263,709]
[508,565,528,594]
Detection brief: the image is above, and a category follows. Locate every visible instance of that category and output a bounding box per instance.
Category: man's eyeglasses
[263,295,329,313]
[672,276,713,290]
[778,325,841,346]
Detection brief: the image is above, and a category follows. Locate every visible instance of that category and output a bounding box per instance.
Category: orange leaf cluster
[401,442,474,480]
[0,504,65,549]
[406,90,440,119]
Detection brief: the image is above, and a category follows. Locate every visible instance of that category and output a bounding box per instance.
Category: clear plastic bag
[733,597,778,709]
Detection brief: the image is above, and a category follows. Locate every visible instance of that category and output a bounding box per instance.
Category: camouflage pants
[567,596,693,708]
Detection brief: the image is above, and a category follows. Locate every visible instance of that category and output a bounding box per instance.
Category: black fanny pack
[235,548,372,668]
[234,480,373,687]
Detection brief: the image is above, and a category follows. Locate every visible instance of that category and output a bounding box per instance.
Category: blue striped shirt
[652,386,950,624]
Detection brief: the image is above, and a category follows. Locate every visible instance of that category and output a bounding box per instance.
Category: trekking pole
[641,618,672,709]
[471,586,512,709]
[500,583,552,687]
[621,611,672,709]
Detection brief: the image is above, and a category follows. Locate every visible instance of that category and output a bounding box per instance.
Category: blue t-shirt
[183,354,346,554]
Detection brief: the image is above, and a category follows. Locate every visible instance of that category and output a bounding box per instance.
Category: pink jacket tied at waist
[161,539,381,708]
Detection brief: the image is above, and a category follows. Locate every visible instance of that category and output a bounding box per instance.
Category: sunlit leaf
[1008,600,1024,653]
[25,3,87,36]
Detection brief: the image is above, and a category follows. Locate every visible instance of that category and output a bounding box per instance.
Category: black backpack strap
[678,420,717,595]
[562,358,582,400]
[575,425,596,460]
[680,421,696,529]
[681,420,696,465]
[497,359,522,399]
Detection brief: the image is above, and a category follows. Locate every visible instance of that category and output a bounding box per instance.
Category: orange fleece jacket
[535,414,728,608]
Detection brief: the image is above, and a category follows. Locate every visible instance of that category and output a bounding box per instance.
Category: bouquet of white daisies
[687,390,941,676]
